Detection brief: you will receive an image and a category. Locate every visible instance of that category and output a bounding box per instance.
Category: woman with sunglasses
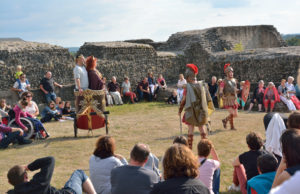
[21,92,39,118]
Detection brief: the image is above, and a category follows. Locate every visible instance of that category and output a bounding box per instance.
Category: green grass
[0,102,278,193]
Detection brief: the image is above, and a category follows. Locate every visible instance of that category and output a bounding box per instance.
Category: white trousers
[106,91,114,105]
[177,88,184,103]
[280,96,296,111]
[110,92,123,105]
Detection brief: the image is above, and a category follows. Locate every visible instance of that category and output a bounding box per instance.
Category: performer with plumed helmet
[219,63,239,130]
[178,64,214,149]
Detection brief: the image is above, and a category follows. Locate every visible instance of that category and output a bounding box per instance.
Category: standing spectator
[263,82,280,113]
[40,71,62,103]
[108,76,123,105]
[150,144,210,194]
[197,139,221,194]
[89,136,127,194]
[73,54,89,92]
[278,79,296,111]
[111,143,159,194]
[86,56,103,90]
[248,80,265,112]
[137,77,151,101]
[272,129,300,188]
[21,92,39,118]
[208,76,218,108]
[121,77,137,104]
[11,73,31,97]
[148,72,158,99]
[41,101,62,123]
[177,74,187,103]
[247,153,278,194]
[7,156,96,194]
[286,76,300,109]
[229,132,266,194]
[0,124,32,149]
[103,77,114,106]
[14,65,23,79]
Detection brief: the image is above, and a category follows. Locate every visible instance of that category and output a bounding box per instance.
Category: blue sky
[1,0,299,47]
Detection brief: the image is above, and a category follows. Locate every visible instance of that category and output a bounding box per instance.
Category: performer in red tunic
[219,63,239,130]
[178,64,214,149]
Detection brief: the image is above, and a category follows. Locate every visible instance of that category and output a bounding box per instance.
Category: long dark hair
[281,129,300,168]
[93,136,115,159]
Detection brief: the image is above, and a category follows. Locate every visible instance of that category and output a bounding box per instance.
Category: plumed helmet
[224,63,233,74]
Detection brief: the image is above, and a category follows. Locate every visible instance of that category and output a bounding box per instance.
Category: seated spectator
[86,56,104,90]
[278,79,296,111]
[286,76,300,109]
[247,153,278,194]
[248,80,265,112]
[229,132,266,194]
[197,139,221,194]
[14,65,23,80]
[287,111,300,129]
[13,98,49,138]
[111,143,159,194]
[89,136,127,194]
[103,77,114,106]
[150,144,209,194]
[56,101,64,115]
[0,124,32,149]
[108,76,123,105]
[265,113,286,163]
[173,135,188,146]
[41,101,62,123]
[263,82,280,113]
[137,77,151,102]
[21,92,39,118]
[157,74,167,89]
[7,156,96,194]
[177,74,187,103]
[0,98,10,125]
[40,71,62,103]
[272,129,300,188]
[263,112,288,130]
[62,101,75,115]
[270,170,300,194]
[148,72,158,99]
[121,76,138,104]
[55,97,62,107]
[208,76,218,108]
[144,148,160,178]
[11,73,30,98]
[167,90,178,105]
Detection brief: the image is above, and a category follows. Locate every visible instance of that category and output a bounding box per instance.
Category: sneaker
[228,183,240,192]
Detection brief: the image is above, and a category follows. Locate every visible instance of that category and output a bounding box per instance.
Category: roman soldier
[219,63,239,130]
[178,64,214,149]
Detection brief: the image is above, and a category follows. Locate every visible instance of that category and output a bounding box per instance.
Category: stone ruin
[0,25,299,111]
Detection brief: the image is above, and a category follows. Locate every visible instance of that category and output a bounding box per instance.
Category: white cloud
[1,0,300,46]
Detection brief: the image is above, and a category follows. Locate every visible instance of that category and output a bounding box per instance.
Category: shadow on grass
[148,102,176,108]
[10,135,101,149]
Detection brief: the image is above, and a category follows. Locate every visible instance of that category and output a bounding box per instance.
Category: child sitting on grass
[167,90,178,105]
[41,101,62,123]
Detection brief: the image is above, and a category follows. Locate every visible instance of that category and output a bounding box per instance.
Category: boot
[222,116,230,129]
[187,134,194,149]
[229,115,237,130]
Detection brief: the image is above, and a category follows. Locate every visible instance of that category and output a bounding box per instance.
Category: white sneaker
[228,183,240,192]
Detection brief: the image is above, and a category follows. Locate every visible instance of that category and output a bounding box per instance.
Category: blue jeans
[45,92,56,103]
[212,168,221,194]
[0,131,24,148]
[63,170,88,194]
[137,88,151,101]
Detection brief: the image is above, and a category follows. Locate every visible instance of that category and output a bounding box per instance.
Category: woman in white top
[177,74,187,103]
[286,76,300,109]
[21,91,39,118]
[89,135,127,194]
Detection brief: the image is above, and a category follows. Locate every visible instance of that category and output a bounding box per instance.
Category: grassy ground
[0,102,278,193]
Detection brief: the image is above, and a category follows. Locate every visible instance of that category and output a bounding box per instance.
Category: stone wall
[0,41,75,90]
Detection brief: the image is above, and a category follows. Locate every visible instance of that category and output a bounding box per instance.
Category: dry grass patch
[0,102,281,193]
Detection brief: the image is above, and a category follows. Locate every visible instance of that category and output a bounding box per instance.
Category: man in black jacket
[7,156,96,194]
